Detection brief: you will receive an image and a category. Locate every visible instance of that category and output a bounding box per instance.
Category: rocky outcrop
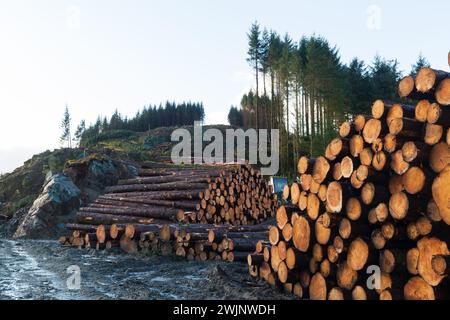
[66,157,138,204]
[13,174,81,239]
[5,157,139,239]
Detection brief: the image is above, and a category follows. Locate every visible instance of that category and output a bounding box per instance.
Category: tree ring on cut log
[363,119,382,144]
[293,216,311,253]
[436,78,450,106]
[309,273,327,300]
[417,237,449,286]
[415,100,431,122]
[347,237,369,271]
[416,67,438,93]
[346,197,361,221]
[389,192,409,220]
[432,166,450,225]
[326,182,343,213]
[429,142,450,173]
[398,76,415,98]
[402,167,425,195]
[404,276,435,300]
[354,115,366,132]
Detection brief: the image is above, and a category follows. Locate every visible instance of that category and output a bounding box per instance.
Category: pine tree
[73,120,86,146]
[410,53,430,76]
[247,21,262,130]
[60,105,72,148]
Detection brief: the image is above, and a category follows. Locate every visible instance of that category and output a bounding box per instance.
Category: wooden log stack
[60,221,270,263]
[247,57,450,300]
[61,162,276,263]
[196,164,276,225]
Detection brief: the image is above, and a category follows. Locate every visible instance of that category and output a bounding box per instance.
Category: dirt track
[0,240,292,300]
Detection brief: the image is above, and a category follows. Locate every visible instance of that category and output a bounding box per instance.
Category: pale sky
[0,0,449,174]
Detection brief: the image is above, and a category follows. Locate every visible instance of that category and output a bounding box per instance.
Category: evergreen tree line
[228,22,430,175]
[76,101,205,145]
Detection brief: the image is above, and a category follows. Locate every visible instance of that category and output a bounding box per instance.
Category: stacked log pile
[196,164,276,225]
[61,162,275,262]
[60,220,271,262]
[247,61,450,300]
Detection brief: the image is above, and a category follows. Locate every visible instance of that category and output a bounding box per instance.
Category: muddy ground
[0,240,293,300]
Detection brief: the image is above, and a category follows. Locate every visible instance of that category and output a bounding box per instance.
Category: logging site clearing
[0,240,288,300]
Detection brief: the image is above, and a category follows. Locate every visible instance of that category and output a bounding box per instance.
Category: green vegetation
[229,22,430,175]
[78,102,205,147]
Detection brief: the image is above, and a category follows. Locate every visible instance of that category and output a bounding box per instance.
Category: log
[339,121,356,138]
[417,237,450,287]
[80,206,181,220]
[354,115,366,132]
[340,156,354,178]
[404,276,435,300]
[76,212,156,225]
[363,119,382,144]
[105,181,208,193]
[337,261,358,290]
[416,68,450,93]
[431,255,450,276]
[436,78,450,106]
[388,118,423,137]
[326,181,343,213]
[398,77,435,101]
[359,147,373,166]
[105,189,204,200]
[415,100,432,122]
[402,167,428,195]
[309,273,327,300]
[390,150,409,175]
[65,223,98,233]
[297,156,315,175]
[424,123,443,145]
[432,166,450,225]
[429,142,450,173]
[292,215,311,253]
[347,237,370,271]
[349,135,364,157]
[312,156,330,184]
[427,102,450,125]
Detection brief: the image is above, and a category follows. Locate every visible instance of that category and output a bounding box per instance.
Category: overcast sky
[0,0,449,174]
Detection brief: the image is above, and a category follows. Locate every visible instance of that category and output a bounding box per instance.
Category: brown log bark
[76,212,156,225]
[80,206,180,220]
[105,181,208,193]
[388,118,423,137]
